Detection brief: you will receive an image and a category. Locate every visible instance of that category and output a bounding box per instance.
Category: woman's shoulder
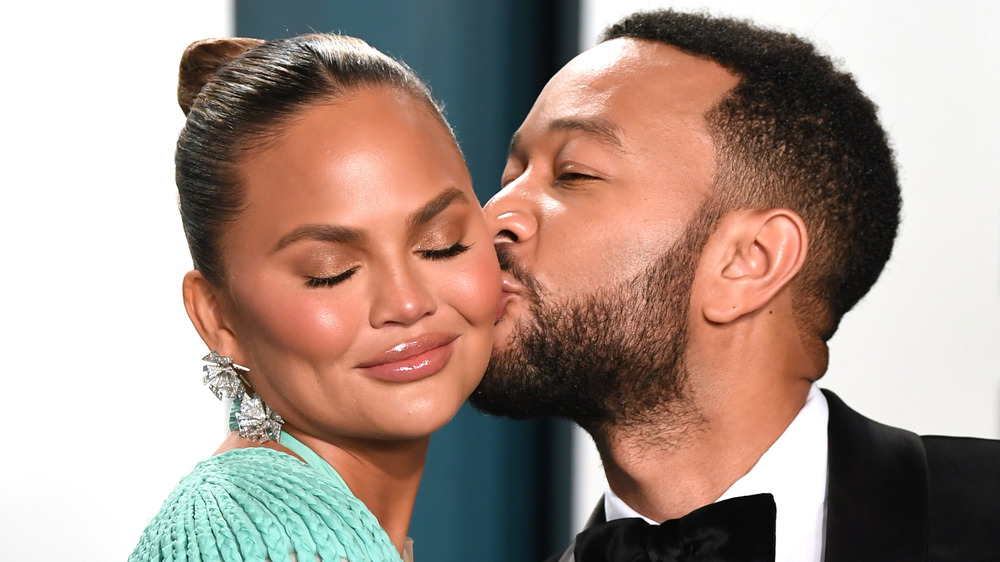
[128,448,401,562]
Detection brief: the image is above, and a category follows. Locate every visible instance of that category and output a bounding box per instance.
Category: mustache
[495,245,541,301]
[495,244,518,272]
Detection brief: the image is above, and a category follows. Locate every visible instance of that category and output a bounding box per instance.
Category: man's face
[470,39,738,427]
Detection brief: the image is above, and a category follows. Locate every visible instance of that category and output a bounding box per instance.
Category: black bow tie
[574,493,776,562]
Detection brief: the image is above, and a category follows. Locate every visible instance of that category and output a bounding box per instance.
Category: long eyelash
[306,266,358,288]
[421,242,471,260]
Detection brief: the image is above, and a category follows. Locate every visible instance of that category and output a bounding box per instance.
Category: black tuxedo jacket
[549,390,1000,561]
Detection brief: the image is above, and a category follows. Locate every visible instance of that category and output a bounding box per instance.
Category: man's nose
[484,179,540,250]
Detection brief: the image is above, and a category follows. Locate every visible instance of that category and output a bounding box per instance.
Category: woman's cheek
[447,249,502,326]
[259,290,361,357]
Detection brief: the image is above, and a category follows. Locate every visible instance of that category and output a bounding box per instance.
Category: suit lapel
[822,389,929,561]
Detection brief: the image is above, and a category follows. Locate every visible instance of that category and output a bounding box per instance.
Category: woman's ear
[698,208,808,324]
[182,270,242,359]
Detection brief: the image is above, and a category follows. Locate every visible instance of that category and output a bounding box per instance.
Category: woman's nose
[369,263,437,328]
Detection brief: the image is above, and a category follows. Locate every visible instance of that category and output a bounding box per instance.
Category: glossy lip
[357,333,458,383]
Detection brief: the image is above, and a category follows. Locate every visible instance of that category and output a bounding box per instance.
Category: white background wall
[571,0,1000,531]
[1,2,232,559]
[0,1,996,557]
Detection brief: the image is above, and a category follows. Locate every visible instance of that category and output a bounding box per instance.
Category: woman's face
[217,87,500,443]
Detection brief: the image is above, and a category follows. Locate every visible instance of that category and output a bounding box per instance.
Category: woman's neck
[284,428,429,556]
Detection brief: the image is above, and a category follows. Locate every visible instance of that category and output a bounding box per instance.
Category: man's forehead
[542,37,739,120]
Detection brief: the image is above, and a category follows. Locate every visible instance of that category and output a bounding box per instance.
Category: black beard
[470,216,711,434]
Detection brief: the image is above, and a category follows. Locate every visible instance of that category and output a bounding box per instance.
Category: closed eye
[556,172,598,182]
[421,242,471,260]
[306,266,359,288]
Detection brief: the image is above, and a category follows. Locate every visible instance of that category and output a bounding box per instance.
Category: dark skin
[486,39,824,521]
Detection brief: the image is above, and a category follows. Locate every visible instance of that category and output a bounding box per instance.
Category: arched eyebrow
[408,187,469,229]
[272,187,470,253]
[273,224,367,252]
[508,117,626,157]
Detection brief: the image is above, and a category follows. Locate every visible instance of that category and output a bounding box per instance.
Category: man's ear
[698,209,807,324]
[182,270,242,360]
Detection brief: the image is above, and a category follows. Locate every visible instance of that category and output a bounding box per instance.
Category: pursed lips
[495,277,524,323]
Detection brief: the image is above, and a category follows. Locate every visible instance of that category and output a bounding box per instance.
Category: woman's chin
[374,394,468,440]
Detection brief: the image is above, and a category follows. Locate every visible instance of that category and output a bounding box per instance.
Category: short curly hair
[602,10,901,340]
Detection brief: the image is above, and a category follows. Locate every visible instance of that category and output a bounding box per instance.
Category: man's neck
[596,377,812,522]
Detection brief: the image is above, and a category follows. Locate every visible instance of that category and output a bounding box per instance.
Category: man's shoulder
[920,433,1000,509]
[821,387,1000,493]
[921,433,1000,455]
[920,433,1000,500]
[821,387,1000,460]
[822,388,1000,560]
[922,434,1000,561]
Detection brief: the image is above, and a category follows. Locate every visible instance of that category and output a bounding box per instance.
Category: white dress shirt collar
[604,384,829,562]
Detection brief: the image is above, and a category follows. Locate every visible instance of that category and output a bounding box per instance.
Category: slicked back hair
[176,34,452,285]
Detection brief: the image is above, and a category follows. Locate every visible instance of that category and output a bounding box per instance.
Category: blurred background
[2,1,996,560]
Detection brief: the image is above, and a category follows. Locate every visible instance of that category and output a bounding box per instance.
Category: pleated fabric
[128,445,402,562]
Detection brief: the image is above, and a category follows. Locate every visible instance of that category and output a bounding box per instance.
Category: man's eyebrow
[507,117,626,158]
[272,224,367,253]
[408,187,470,229]
[549,117,626,152]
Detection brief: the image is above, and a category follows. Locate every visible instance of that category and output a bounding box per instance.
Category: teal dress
[129,430,405,561]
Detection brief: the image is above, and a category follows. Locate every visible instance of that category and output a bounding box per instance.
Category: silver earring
[202,351,284,443]
[235,393,284,444]
[202,351,247,400]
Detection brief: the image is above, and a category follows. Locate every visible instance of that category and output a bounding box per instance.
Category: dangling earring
[202,351,284,443]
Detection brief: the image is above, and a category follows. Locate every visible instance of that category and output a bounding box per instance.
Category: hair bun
[178,37,265,116]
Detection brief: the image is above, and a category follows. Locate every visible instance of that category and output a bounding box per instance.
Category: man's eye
[557,172,597,182]
[421,242,471,260]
